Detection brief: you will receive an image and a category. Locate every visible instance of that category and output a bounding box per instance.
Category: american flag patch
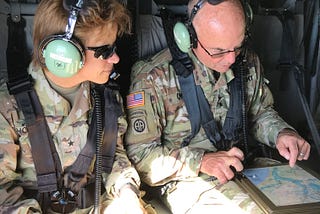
[127,91,145,108]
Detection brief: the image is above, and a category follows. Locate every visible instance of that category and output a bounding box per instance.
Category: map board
[235,164,320,213]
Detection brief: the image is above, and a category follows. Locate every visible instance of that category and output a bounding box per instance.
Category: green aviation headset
[173,0,253,53]
[39,0,85,78]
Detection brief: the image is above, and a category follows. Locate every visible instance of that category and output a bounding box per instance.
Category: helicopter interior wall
[250,14,308,137]
[249,13,320,172]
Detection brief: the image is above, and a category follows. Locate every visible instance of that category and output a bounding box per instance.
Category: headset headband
[189,0,224,21]
[65,0,83,39]
[189,0,205,21]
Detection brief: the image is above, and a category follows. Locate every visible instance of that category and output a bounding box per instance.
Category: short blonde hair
[32,0,131,67]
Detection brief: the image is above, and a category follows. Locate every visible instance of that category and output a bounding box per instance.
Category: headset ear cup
[173,22,191,53]
[41,37,84,78]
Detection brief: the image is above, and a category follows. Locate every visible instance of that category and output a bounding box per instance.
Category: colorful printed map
[243,165,320,206]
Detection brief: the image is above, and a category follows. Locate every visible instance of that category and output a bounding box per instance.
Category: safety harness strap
[64,82,121,182]
[196,71,243,151]
[222,70,243,142]
[67,105,97,177]
[6,14,62,193]
[6,12,30,91]
[177,73,201,147]
[102,82,122,173]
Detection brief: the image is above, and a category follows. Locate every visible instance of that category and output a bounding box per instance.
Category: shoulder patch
[127,91,145,109]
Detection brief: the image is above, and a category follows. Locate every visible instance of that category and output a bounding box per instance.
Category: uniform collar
[29,66,91,123]
[189,51,235,89]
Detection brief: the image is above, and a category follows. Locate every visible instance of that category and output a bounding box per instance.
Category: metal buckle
[50,189,77,213]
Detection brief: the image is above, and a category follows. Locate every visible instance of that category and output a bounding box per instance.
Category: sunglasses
[86,43,116,60]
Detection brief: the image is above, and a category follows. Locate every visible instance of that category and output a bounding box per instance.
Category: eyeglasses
[86,43,117,60]
[198,39,243,59]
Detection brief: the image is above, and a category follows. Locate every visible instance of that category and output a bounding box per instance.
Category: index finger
[287,141,299,167]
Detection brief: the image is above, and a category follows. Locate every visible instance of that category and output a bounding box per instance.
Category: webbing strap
[222,72,242,142]
[175,64,242,150]
[15,91,62,192]
[67,82,121,180]
[198,85,222,145]
[177,73,201,147]
[67,107,97,178]
[195,73,243,151]
[6,11,62,193]
[101,83,122,173]
[6,14,31,95]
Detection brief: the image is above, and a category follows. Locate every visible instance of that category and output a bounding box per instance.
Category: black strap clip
[50,189,77,213]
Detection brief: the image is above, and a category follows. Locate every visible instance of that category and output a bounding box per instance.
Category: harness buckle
[50,189,77,213]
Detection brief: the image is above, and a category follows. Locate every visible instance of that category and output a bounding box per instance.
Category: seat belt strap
[222,72,242,141]
[177,72,201,147]
[101,82,122,173]
[199,74,243,151]
[68,81,121,180]
[6,12,31,94]
[14,91,61,193]
[197,84,222,145]
[67,105,97,178]
[175,63,243,150]
[6,11,62,193]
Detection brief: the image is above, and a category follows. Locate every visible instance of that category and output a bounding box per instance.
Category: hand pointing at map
[276,129,311,167]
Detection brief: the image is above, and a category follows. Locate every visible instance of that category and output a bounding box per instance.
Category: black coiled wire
[239,54,249,159]
[92,85,103,214]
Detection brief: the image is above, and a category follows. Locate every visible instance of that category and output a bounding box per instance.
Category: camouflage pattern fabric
[0,64,141,213]
[125,48,293,213]
[161,157,281,214]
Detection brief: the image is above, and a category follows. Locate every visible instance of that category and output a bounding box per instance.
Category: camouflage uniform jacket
[0,65,140,211]
[125,48,293,186]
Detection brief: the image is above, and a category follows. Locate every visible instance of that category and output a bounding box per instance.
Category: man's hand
[200,147,244,184]
[276,129,311,167]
